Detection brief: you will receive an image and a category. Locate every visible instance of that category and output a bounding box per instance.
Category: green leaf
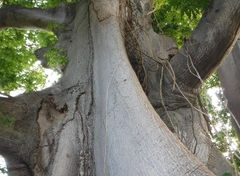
[44,47,68,70]
[153,0,210,47]
[222,173,233,176]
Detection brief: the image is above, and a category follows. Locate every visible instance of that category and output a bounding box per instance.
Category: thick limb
[0,3,75,31]
[170,0,240,88]
[0,88,59,175]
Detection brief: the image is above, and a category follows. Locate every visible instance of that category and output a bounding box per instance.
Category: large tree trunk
[0,0,240,175]
[218,38,240,139]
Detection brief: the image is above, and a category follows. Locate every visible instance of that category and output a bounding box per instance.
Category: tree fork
[91,0,214,175]
[120,0,236,174]
[170,0,240,88]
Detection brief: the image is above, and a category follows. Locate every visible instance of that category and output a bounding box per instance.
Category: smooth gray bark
[90,1,213,175]
[122,0,238,175]
[0,3,75,31]
[0,89,54,175]
[171,0,240,88]
[0,0,239,175]
[218,38,240,139]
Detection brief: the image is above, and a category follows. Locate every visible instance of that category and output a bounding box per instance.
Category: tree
[218,38,240,140]
[0,0,240,175]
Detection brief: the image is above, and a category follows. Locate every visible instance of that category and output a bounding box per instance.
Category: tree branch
[0,87,58,171]
[0,3,75,31]
[170,0,240,88]
[218,38,240,139]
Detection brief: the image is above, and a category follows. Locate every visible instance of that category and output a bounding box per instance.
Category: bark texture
[121,0,237,175]
[0,3,75,31]
[91,1,214,175]
[1,2,94,175]
[0,0,239,175]
[0,3,76,69]
[0,89,54,175]
[34,1,95,175]
[218,38,240,139]
[171,0,240,88]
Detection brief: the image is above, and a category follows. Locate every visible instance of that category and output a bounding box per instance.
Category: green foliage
[233,150,240,172]
[0,29,59,94]
[44,47,68,69]
[153,0,210,47]
[203,72,220,89]
[0,0,73,94]
[201,74,240,172]
[47,21,66,32]
[222,173,233,176]
[28,30,58,47]
[0,110,14,127]
[0,29,43,93]
[1,0,75,8]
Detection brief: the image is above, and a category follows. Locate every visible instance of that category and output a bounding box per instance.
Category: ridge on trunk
[0,0,239,175]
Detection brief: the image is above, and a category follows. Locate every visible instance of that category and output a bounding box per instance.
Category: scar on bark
[34,97,68,172]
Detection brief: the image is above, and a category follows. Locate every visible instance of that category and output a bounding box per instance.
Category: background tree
[0,0,240,175]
